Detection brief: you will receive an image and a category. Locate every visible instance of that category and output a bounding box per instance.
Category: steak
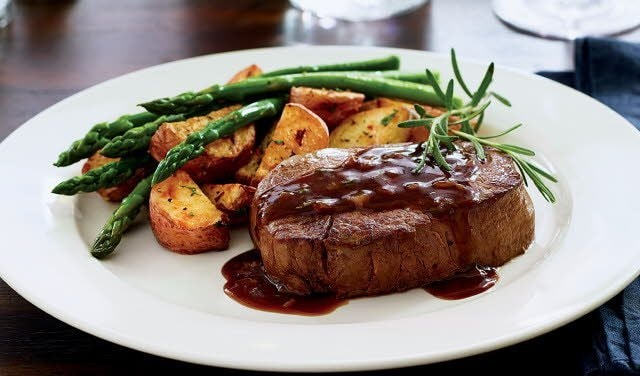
[250,142,534,298]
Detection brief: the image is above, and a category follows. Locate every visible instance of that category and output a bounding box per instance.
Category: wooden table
[1,1,638,374]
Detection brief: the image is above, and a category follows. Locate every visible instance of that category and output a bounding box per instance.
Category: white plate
[1,46,639,372]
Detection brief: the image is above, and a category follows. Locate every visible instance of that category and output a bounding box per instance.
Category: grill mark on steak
[251,142,534,298]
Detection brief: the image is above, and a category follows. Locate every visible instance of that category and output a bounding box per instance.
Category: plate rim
[1,45,640,372]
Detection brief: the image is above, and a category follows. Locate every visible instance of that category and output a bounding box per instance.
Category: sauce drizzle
[222,250,347,315]
[237,143,505,314]
[250,143,488,268]
[424,265,498,300]
[222,250,498,315]
[255,144,483,225]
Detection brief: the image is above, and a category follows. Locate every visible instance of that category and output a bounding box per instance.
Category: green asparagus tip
[90,241,114,259]
[51,183,71,195]
[53,156,70,167]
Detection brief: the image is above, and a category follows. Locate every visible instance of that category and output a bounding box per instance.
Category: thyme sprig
[398,49,557,203]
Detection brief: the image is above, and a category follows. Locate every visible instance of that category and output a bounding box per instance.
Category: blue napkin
[540,37,640,375]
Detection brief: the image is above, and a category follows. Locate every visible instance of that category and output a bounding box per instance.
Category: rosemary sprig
[398,48,557,203]
[452,130,556,202]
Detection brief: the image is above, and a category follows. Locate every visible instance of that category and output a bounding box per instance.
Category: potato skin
[289,87,364,128]
[149,170,229,254]
[359,98,455,143]
[201,183,256,225]
[252,103,329,186]
[149,105,255,183]
[235,153,262,186]
[227,64,263,83]
[235,123,275,185]
[328,106,412,148]
[82,151,149,202]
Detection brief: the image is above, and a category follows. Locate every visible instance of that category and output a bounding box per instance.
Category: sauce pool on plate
[222,250,499,315]
[222,249,347,316]
[423,265,499,300]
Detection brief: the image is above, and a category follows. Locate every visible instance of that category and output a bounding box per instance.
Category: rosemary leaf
[471,62,494,106]
[512,157,529,187]
[445,79,454,111]
[490,91,512,107]
[517,159,556,202]
[526,162,558,182]
[434,133,457,142]
[478,123,522,139]
[451,49,473,98]
[380,109,398,126]
[461,120,474,135]
[497,144,535,156]
[470,138,486,160]
[430,142,451,171]
[437,116,455,150]
[409,50,556,203]
[475,111,485,132]
[398,119,433,128]
[426,69,446,102]
[414,104,428,118]
[450,101,491,125]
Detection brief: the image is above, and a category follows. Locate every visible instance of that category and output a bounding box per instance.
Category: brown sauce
[255,144,484,225]
[424,265,499,300]
[240,143,500,314]
[252,144,486,267]
[222,250,347,316]
[222,250,498,315]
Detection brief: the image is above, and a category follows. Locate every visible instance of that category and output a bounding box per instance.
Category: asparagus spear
[142,73,459,115]
[54,112,158,167]
[260,55,400,77]
[376,71,440,84]
[100,114,186,158]
[315,71,439,84]
[101,73,434,158]
[100,72,438,157]
[151,97,284,186]
[90,176,152,259]
[51,154,154,195]
[54,57,413,165]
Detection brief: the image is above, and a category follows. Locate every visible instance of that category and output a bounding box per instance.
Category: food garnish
[398,49,557,202]
[51,52,557,260]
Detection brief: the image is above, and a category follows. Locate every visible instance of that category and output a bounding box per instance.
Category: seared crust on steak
[251,143,534,298]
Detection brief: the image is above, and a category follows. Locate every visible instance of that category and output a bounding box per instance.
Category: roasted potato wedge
[360,99,379,111]
[289,87,365,128]
[149,170,229,254]
[352,98,454,143]
[328,105,412,148]
[362,97,446,115]
[360,98,403,112]
[227,64,263,83]
[201,183,256,225]
[149,105,255,183]
[81,151,149,202]
[252,103,329,186]
[234,153,262,186]
[235,123,275,185]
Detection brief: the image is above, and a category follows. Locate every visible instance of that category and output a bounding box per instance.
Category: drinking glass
[493,0,640,40]
[289,0,428,21]
[0,0,11,28]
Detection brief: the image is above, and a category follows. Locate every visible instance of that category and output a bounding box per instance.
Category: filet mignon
[250,142,534,298]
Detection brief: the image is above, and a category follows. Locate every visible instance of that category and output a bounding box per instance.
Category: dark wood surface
[1,1,638,375]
